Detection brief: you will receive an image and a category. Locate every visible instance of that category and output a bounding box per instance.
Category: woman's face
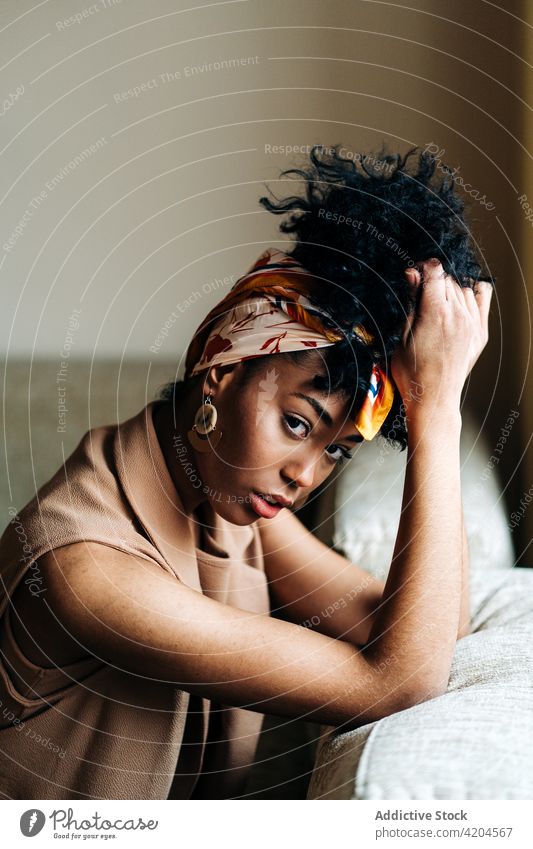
[184,354,364,525]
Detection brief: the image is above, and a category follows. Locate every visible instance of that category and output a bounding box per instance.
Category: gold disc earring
[187,394,222,453]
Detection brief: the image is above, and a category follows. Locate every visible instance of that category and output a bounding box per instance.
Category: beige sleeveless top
[0,400,270,800]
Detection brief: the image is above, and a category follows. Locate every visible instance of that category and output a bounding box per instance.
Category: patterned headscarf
[184,248,396,440]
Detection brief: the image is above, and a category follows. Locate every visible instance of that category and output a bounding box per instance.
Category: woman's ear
[205,362,241,395]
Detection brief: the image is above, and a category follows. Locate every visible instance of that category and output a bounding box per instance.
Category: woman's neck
[152,397,208,516]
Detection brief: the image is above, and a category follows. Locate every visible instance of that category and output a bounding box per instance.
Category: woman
[0,145,493,800]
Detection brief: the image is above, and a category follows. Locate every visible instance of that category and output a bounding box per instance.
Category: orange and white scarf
[184,248,395,440]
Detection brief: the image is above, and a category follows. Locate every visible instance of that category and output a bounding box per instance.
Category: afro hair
[256,142,491,450]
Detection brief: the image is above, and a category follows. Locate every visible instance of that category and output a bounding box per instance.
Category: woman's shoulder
[0,406,176,606]
[7,404,167,544]
[8,541,166,670]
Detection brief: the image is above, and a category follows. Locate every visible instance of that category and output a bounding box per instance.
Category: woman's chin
[209,496,257,526]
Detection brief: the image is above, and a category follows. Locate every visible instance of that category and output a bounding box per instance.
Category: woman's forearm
[362,405,463,699]
[458,508,471,639]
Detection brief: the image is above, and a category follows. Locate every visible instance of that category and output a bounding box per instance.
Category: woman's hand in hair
[391,259,493,418]
[405,264,493,380]
[461,276,493,377]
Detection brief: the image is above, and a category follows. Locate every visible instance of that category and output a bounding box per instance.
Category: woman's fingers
[461,284,479,320]
[402,260,492,347]
[395,260,493,402]
[416,259,447,306]
[473,280,494,327]
[444,274,462,306]
[442,276,492,337]
[402,260,454,344]
[456,279,493,374]
[405,266,421,286]
[448,278,474,322]
[402,267,421,344]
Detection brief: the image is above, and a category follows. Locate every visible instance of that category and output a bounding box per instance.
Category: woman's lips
[249,491,283,519]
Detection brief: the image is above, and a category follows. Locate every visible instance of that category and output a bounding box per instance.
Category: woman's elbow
[341,679,447,731]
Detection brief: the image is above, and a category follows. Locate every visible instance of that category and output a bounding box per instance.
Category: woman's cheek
[240,409,284,468]
[261,411,288,453]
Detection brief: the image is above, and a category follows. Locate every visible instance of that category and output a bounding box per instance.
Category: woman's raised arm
[361,404,463,697]
[361,260,492,693]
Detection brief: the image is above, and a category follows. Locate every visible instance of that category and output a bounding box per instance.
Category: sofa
[305,409,533,800]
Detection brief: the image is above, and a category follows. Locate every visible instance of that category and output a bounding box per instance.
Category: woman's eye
[325,444,352,465]
[283,414,310,439]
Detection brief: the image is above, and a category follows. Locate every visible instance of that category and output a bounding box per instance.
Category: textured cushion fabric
[308,414,532,800]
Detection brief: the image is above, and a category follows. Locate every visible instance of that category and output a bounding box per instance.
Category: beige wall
[1,0,530,556]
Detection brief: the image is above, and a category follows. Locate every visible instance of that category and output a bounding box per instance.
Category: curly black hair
[255,142,490,449]
[157,142,490,451]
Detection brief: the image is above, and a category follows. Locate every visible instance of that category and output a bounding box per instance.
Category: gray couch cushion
[309,567,533,799]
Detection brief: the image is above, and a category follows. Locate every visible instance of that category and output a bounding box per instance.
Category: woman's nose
[281,454,318,490]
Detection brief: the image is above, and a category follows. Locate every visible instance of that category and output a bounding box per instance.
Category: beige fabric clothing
[0,400,270,800]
